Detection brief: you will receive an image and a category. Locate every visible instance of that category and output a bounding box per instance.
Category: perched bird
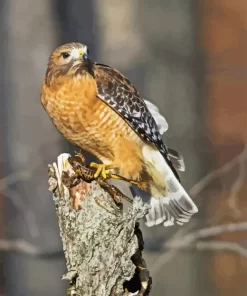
[41,42,198,227]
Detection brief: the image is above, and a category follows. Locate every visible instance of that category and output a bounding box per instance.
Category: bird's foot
[66,158,134,210]
[78,161,148,193]
[108,173,149,191]
[89,162,113,179]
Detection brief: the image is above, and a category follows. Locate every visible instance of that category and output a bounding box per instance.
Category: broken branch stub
[48,153,151,296]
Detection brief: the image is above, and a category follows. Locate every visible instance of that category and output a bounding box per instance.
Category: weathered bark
[48,154,151,296]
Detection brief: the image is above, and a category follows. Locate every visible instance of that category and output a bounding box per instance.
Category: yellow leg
[89,162,148,191]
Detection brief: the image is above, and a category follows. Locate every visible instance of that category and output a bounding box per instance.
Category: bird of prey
[41,42,198,227]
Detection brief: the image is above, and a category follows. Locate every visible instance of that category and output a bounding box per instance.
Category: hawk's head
[45,42,93,85]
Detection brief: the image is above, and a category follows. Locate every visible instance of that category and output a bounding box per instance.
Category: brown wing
[93,63,180,180]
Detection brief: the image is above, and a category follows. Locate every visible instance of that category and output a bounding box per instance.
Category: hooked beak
[82,53,88,60]
[79,49,88,61]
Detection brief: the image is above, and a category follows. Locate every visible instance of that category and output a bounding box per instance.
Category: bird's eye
[61,52,70,59]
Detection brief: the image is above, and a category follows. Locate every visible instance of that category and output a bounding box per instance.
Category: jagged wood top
[48,153,151,296]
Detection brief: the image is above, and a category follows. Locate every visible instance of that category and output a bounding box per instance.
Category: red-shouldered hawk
[41,42,198,227]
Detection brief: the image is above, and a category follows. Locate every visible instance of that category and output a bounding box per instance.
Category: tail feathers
[144,193,197,227]
[144,197,174,227]
[143,153,198,227]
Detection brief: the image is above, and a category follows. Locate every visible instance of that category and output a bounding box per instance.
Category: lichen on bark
[48,153,151,296]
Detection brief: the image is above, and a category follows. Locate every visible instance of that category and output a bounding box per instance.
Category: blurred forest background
[1,0,247,295]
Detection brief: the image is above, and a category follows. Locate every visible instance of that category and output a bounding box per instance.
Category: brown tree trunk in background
[202,0,247,295]
[95,1,209,295]
[2,1,68,295]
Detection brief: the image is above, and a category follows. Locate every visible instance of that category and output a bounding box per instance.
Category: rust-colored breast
[41,74,142,164]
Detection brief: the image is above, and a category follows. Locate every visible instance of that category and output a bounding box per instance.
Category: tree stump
[48,153,152,296]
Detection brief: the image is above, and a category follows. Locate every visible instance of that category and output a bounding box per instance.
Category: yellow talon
[89,163,148,191]
[90,163,109,179]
